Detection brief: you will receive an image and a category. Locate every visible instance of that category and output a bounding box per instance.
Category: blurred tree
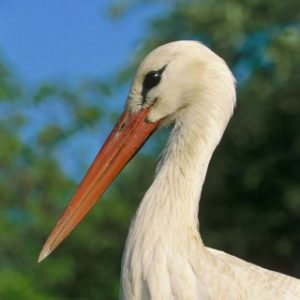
[0,54,136,299]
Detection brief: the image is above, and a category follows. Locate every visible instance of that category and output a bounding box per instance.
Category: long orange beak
[38,107,158,262]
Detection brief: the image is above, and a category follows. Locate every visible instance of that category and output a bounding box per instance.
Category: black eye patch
[142,65,167,101]
[144,70,162,91]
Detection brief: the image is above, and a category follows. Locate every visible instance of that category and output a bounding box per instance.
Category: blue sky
[0,1,164,84]
[0,1,165,179]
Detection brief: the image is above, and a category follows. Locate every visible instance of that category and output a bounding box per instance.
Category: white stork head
[38,40,236,262]
[127,41,236,130]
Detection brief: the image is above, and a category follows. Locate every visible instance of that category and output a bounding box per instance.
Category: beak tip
[38,246,51,263]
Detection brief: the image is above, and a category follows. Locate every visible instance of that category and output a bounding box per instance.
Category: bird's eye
[141,65,167,101]
[143,71,162,91]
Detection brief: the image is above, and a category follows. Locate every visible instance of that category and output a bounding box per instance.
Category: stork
[39,41,300,299]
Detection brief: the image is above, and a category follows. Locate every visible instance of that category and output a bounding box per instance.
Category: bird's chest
[120,235,211,300]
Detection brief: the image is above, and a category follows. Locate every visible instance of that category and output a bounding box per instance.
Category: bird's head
[38,41,236,262]
[127,40,236,127]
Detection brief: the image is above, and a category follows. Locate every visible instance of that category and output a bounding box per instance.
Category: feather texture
[120,41,299,299]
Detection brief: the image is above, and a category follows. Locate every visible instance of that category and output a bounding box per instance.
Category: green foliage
[0,53,22,101]
[0,56,122,298]
[1,0,300,299]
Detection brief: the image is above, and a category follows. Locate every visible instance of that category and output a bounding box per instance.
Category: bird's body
[40,41,300,299]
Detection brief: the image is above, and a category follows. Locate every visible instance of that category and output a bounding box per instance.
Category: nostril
[115,121,126,139]
[119,122,126,131]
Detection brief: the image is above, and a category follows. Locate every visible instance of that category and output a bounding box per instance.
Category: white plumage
[39,40,300,299]
[120,41,300,299]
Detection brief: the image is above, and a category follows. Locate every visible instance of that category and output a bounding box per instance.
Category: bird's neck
[121,98,234,297]
[131,102,230,238]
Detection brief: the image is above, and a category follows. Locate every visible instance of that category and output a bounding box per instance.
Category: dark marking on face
[142,65,167,103]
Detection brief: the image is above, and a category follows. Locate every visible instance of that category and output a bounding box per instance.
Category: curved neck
[121,99,233,297]
[132,102,229,237]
